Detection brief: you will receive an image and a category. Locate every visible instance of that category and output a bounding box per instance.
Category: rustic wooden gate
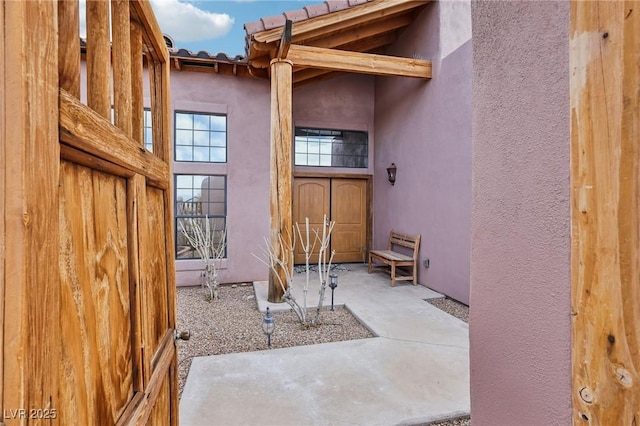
[2,1,177,424]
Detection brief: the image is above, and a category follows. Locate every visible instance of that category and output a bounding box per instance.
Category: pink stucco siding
[170,72,271,286]
[171,71,374,286]
[470,1,571,423]
[374,1,472,304]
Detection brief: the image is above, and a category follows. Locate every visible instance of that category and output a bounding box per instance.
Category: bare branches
[179,216,227,301]
[255,214,336,326]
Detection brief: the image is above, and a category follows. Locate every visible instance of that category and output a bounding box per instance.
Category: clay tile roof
[243,0,375,36]
[173,48,246,63]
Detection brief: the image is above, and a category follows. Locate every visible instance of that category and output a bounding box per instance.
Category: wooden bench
[368,231,421,286]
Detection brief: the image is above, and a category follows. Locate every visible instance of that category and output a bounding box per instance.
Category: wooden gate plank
[112,0,133,138]
[571,1,640,422]
[86,0,111,119]
[2,0,61,417]
[58,0,81,98]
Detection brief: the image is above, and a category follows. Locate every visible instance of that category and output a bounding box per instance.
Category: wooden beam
[571,1,640,423]
[304,13,412,49]
[253,0,428,44]
[130,0,169,63]
[268,59,293,303]
[286,44,431,78]
[59,89,170,189]
[277,19,292,60]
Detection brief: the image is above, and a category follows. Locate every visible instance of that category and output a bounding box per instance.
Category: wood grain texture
[286,44,432,78]
[86,0,111,118]
[130,20,145,146]
[268,59,293,303]
[0,0,5,413]
[112,0,133,138]
[130,0,169,63]
[58,0,81,97]
[292,178,330,264]
[59,161,134,424]
[2,0,61,418]
[331,179,367,263]
[60,89,170,189]
[571,1,640,423]
[141,187,170,374]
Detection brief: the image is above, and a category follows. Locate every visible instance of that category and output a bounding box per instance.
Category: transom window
[294,127,368,168]
[175,112,227,162]
[175,174,226,259]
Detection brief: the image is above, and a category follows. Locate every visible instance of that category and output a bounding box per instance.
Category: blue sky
[150,0,313,56]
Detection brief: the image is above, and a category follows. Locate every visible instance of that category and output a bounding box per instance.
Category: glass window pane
[193,130,209,146]
[175,113,192,129]
[175,129,193,146]
[175,146,192,161]
[193,114,209,131]
[210,115,226,131]
[210,132,226,147]
[210,147,226,163]
[192,146,209,162]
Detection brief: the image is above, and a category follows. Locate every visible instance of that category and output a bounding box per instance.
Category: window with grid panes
[294,127,368,168]
[175,112,227,162]
[175,175,226,259]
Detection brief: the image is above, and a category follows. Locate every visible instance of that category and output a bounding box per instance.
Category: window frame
[294,126,369,169]
[174,174,227,260]
[174,110,228,163]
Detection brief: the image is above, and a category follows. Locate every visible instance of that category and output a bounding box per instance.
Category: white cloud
[150,0,234,42]
[78,0,233,43]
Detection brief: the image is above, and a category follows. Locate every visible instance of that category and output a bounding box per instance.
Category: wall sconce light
[387,163,397,185]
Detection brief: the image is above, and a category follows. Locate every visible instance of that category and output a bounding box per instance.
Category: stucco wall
[171,71,374,286]
[374,1,473,304]
[470,1,571,424]
[170,72,271,286]
[293,73,375,175]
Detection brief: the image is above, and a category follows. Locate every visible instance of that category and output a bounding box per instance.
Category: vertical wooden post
[2,0,61,416]
[571,1,640,423]
[58,0,80,98]
[268,59,293,303]
[111,0,133,138]
[86,0,111,119]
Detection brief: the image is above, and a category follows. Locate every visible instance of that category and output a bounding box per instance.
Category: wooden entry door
[293,177,367,264]
[331,179,367,263]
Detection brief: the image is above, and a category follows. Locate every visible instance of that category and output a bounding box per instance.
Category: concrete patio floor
[179,264,470,425]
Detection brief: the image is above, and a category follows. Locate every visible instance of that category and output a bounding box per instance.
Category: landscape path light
[262,307,275,348]
[329,273,338,311]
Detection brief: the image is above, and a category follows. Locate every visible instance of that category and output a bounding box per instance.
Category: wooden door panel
[58,161,135,424]
[293,178,330,264]
[331,179,367,263]
[142,186,170,369]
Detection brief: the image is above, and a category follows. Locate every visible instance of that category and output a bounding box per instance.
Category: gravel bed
[176,284,374,399]
[426,297,469,323]
[177,284,470,425]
